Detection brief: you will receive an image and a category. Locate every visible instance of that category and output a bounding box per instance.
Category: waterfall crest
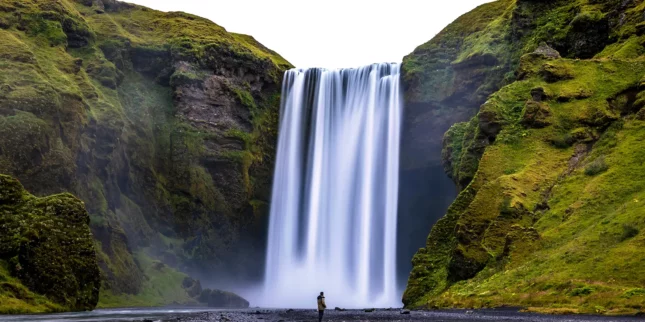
[262,63,402,308]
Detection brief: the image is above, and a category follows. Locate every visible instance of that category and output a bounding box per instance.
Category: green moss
[169,70,203,87]
[584,156,609,176]
[598,36,645,59]
[0,174,100,312]
[230,85,257,109]
[622,288,645,298]
[442,118,485,189]
[0,0,290,313]
[619,224,640,242]
[0,260,63,314]
[406,51,645,313]
[402,0,515,105]
[570,286,594,297]
[98,252,195,308]
[76,3,290,69]
[26,16,68,46]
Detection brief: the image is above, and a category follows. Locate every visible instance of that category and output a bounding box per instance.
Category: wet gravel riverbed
[2,308,644,322]
[157,308,645,322]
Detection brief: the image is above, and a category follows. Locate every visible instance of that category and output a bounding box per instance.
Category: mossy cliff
[0,0,291,310]
[404,0,645,315]
[0,174,100,313]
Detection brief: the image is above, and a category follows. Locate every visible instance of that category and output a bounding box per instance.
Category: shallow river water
[0,307,221,322]
[1,308,645,322]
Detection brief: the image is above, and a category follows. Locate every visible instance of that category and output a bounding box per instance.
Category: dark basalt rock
[530,87,550,102]
[637,108,645,120]
[478,109,503,140]
[62,17,93,48]
[565,11,610,59]
[182,277,203,298]
[448,246,487,282]
[198,288,249,308]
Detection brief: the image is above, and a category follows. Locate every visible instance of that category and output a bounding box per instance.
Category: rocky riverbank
[3,307,645,322]
[151,309,645,322]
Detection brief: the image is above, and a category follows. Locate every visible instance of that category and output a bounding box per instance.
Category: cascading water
[262,63,402,308]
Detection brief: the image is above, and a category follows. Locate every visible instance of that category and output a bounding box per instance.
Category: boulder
[521,100,552,128]
[0,175,100,311]
[530,87,550,102]
[182,277,203,298]
[540,62,574,83]
[198,288,249,308]
[533,42,561,59]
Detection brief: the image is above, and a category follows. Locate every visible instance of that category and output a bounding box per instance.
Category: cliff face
[0,0,291,308]
[401,0,515,172]
[404,0,645,314]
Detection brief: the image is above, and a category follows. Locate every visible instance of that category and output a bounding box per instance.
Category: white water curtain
[262,63,402,308]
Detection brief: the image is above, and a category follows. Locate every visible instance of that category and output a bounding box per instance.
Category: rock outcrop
[0,174,100,313]
[198,288,249,308]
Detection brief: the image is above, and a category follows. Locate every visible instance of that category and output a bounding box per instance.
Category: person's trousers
[318,310,324,322]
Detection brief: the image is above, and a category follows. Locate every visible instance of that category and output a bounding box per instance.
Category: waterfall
[262,63,402,308]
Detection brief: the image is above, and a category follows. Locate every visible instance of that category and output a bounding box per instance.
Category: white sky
[125,0,493,69]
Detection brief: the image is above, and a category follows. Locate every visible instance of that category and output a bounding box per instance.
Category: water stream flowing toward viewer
[262,63,402,308]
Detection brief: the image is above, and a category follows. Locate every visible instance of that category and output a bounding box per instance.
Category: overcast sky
[125,0,493,69]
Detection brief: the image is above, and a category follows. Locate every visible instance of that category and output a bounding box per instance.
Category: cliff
[0,0,291,309]
[404,0,645,315]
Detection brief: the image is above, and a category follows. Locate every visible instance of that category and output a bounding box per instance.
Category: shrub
[622,288,645,298]
[549,133,574,149]
[584,156,608,176]
[569,286,594,296]
[620,224,639,242]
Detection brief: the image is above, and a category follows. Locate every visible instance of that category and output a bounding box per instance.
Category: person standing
[317,291,327,322]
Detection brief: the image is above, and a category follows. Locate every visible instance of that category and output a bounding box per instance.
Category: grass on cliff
[76,3,291,68]
[411,54,645,314]
[402,0,514,103]
[98,252,195,308]
[434,120,645,315]
[0,261,63,314]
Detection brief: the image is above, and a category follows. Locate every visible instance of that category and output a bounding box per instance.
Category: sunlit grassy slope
[404,0,645,315]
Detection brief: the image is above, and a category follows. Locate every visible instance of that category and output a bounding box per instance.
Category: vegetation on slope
[97,252,196,308]
[0,0,291,311]
[0,174,100,313]
[405,0,645,315]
